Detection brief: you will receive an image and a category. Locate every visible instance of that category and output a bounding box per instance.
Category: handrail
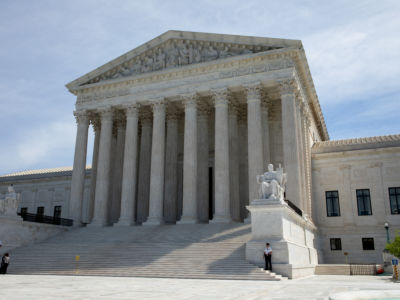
[17,212,73,226]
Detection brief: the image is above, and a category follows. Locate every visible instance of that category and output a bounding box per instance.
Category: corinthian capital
[73,110,89,125]
[278,78,298,96]
[243,83,261,102]
[151,99,165,114]
[182,93,197,110]
[124,104,139,118]
[211,88,229,106]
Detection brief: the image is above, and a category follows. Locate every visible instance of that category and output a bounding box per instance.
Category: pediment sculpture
[257,164,287,203]
[86,40,282,85]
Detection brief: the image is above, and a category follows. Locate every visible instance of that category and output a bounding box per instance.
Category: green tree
[386,235,400,258]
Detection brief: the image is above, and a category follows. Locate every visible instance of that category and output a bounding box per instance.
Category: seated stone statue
[256,164,287,203]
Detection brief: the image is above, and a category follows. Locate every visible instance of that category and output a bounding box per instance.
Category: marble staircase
[8,223,286,280]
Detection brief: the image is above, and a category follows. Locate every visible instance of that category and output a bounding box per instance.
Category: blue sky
[0,0,399,175]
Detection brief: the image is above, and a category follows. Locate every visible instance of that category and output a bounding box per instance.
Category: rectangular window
[362,238,375,250]
[37,206,44,216]
[326,191,340,217]
[356,189,372,216]
[389,187,400,214]
[53,206,62,219]
[20,207,28,215]
[330,238,342,250]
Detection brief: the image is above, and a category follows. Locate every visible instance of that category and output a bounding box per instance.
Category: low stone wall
[0,216,68,253]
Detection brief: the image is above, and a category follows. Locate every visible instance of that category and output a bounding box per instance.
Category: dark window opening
[326,191,340,217]
[330,238,342,250]
[356,189,372,216]
[389,187,400,214]
[362,238,374,250]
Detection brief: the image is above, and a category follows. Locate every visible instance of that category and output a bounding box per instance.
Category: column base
[210,215,232,223]
[177,216,197,225]
[143,216,164,226]
[114,217,135,226]
[87,219,108,227]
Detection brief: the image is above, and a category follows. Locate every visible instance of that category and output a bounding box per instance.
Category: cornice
[312,134,400,154]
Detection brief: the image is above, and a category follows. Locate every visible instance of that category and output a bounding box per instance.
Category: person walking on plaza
[264,242,272,271]
[0,253,10,274]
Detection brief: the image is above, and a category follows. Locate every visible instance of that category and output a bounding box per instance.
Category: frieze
[219,59,293,79]
[84,39,283,85]
[77,88,130,104]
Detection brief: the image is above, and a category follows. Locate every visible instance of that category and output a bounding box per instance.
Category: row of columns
[69,80,311,226]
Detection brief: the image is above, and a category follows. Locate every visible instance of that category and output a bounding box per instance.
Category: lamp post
[385,222,390,244]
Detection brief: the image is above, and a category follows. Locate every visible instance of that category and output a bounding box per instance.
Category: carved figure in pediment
[153,48,166,71]
[166,42,179,68]
[218,45,233,59]
[189,43,202,64]
[202,44,218,61]
[240,45,253,54]
[141,55,154,73]
[178,42,190,65]
[129,60,142,74]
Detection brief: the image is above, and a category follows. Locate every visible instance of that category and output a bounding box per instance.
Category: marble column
[280,79,302,210]
[229,103,240,222]
[144,101,166,225]
[179,96,198,224]
[197,105,210,223]
[238,108,249,221]
[116,105,139,226]
[69,110,89,225]
[261,99,271,170]
[88,117,100,223]
[91,108,113,226]
[136,114,153,223]
[111,116,126,224]
[212,90,231,223]
[246,85,264,203]
[164,111,179,223]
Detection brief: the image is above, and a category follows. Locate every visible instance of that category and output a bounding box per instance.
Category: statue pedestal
[246,199,318,279]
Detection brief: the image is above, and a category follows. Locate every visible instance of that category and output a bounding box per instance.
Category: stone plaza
[1,31,399,279]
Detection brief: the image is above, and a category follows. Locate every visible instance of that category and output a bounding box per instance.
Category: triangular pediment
[66,30,301,91]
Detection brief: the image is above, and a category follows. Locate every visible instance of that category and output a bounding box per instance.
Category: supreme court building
[1,31,399,265]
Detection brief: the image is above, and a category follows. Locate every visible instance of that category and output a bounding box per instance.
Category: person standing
[0,253,10,274]
[264,242,272,271]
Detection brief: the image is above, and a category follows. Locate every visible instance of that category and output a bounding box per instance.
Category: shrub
[386,235,400,258]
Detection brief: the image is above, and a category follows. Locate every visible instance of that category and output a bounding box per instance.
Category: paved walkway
[0,275,399,299]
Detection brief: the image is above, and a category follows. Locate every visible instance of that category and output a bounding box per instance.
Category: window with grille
[389,187,400,214]
[330,238,342,250]
[362,238,374,250]
[356,189,372,216]
[326,191,340,217]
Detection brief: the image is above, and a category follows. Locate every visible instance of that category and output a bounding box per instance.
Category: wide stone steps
[8,223,286,280]
[315,264,351,275]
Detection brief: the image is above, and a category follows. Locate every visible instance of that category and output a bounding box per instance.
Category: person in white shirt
[263,242,272,271]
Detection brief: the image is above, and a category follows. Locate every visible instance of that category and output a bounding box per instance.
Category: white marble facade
[1,31,398,265]
[65,31,325,227]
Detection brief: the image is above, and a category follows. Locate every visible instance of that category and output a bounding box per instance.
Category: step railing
[17,212,73,226]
